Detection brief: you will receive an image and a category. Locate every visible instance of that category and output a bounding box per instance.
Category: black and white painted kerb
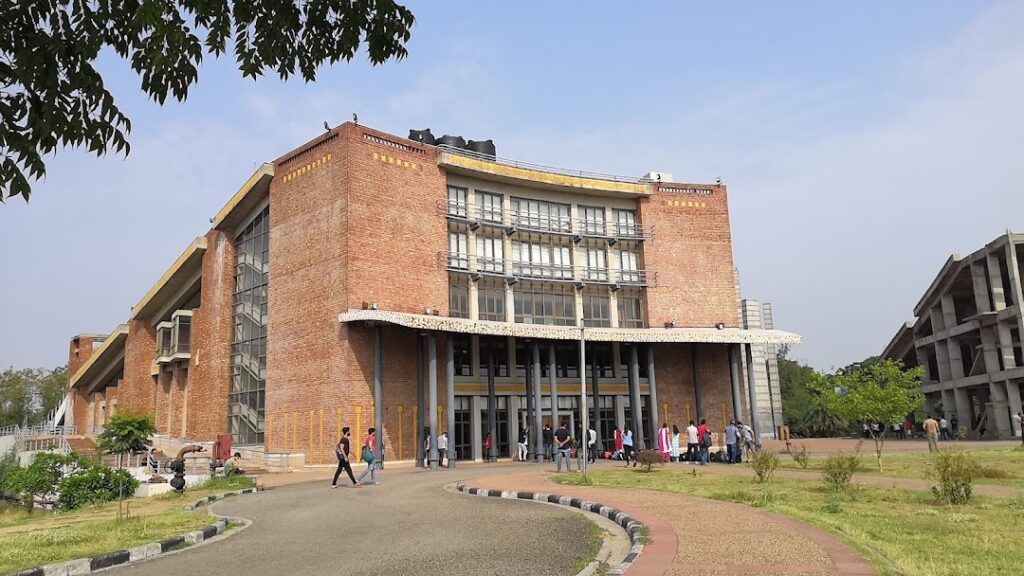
[455,482,645,575]
[4,488,259,576]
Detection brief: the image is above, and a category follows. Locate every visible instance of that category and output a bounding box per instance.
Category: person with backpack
[437,431,448,467]
[331,427,361,488]
[739,421,755,461]
[697,419,711,465]
[355,427,378,485]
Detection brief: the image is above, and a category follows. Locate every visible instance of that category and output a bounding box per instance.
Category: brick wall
[120,319,156,418]
[639,184,739,329]
[186,230,235,440]
[653,343,739,432]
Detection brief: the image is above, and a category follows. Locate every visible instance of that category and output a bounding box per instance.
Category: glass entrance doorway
[480,396,509,457]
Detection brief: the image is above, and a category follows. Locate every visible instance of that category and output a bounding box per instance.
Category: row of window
[450,336,652,380]
[447,186,640,236]
[449,279,644,328]
[448,233,641,280]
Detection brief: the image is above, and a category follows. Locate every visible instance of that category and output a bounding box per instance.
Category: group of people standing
[611,419,756,466]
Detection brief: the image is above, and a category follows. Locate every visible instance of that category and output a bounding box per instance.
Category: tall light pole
[579,326,588,478]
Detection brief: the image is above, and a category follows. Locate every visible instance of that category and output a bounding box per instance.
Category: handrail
[437,251,657,287]
[438,144,648,185]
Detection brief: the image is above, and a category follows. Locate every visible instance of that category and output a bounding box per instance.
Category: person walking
[613,426,624,461]
[543,424,554,462]
[697,419,711,465]
[331,427,361,488]
[725,420,739,464]
[685,420,699,464]
[939,416,950,441]
[437,431,448,467]
[657,423,671,463]
[923,414,940,452]
[670,425,681,463]
[740,421,755,461]
[423,427,431,467]
[517,426,529,462]
[554,421,572,472]
[622,428,635,467]
[950,416,959,439]
[355,427,378,485]
[484,432,493,461]
[587,425,597,464]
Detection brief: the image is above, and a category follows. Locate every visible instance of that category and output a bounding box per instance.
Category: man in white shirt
[437,431,449,467]
[939,417,950,441]
[587,426,597,463]
[685,420,699,464]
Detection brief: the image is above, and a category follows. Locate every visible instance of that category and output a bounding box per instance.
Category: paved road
[111,468,595,576]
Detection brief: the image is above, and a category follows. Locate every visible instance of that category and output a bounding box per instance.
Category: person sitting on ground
[224,452,245,476]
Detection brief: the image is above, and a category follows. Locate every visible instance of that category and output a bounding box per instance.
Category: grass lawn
[0,476,253,573]
[553,468,1024,576]
[776,445,1024,486]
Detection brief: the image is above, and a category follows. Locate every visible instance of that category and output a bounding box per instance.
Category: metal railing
[438,144,647,185]
[438,252,657,287]
[438,200,655,241]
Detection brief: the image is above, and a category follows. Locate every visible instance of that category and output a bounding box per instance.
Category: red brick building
[64,123,799,466]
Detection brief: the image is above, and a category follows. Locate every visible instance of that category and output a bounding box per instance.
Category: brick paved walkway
[467,470,876,576]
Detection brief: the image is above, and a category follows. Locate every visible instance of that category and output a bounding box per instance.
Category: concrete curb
[4,487,261,576]
[455,482,644,576]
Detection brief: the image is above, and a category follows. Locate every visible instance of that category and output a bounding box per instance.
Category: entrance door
[480,396,509,457]
[453,397,471,461]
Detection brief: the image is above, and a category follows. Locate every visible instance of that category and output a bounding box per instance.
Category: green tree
[0,367,34,426]
[97,411,156,519]
[37,366,68,419]
[810,360,923,471]
[1,0,415,202]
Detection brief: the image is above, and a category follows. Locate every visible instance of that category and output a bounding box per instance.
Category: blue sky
[2,1,1022,371]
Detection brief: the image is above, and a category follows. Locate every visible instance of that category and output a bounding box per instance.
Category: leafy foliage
[751,450,779,483]
[810,359,923,471]
[0,365,68,427]
[3,452,92,509]
[0,0,415,202]
[778,349,846,437]
[790,443,810,469]
[97,412,157,459]
[820,451,863,491]
[927,448,979,505]
[58,466,138,511]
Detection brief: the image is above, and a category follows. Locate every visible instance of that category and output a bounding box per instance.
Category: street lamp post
[579,326,588,478]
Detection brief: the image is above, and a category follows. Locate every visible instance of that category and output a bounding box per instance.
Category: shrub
[0,448,19,493]
[58,465,138,511]
[927,448,979,505]
[790,444,810,470]
[751,450,779,483]
[822,496,843,514]
[820,452,862,491]
[634,450,663,472]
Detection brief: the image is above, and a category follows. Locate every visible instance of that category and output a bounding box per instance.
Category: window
[448,232,469,269]
[618,249,641,283]
[447,186,467,217]
[510,197,572,233]
[451,334,471,376]
[619,291,644,328]
[586,342,614,378]
[449,277,469,318]
[582,247,608,281]
[476,235,504,273]
[478,279,506,322]
[511,241,573,279]
[580,206,606,235]
[582,289,611,327]
[476,191,503,223]
[613,209,638,237]
[479,337,509,377]
[513,283,575,326]
[230,205,269,445]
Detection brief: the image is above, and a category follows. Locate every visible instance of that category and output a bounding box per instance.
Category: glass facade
[477,279,506,321]
[513,282,575,326]
[229,205,269,445]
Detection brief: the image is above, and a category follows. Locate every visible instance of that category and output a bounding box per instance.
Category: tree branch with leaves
[0,0,415,202]
[809,360,923,471]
